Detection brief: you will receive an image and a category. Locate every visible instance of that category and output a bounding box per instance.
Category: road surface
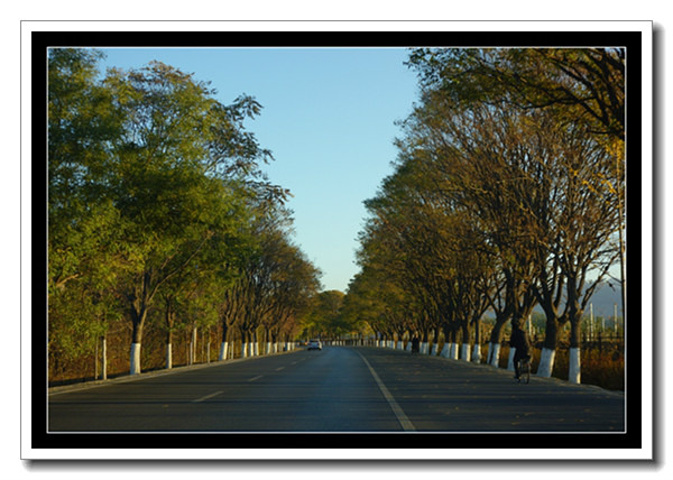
[48,345,625,432]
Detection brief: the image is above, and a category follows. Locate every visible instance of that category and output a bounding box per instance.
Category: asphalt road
[48,346,625,433]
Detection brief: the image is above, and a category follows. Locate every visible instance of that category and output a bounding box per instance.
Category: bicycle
[517,356,532,384]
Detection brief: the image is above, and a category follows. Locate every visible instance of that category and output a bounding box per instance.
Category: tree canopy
[48,49,320,379]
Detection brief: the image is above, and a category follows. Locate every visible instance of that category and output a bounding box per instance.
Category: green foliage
[47,49,317,380]
[299,290,349,339]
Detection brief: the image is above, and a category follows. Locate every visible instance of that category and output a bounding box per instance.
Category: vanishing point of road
[48,346,624,433]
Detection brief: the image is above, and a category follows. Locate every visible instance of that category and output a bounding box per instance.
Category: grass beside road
[494,344,624,391]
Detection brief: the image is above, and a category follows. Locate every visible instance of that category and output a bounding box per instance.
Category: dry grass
[496,343,624,391]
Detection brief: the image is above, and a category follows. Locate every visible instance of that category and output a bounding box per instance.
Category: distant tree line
[48,49,321,381]
[346,47,625,383]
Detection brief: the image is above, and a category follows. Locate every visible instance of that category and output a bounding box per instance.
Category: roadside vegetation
[48,49,321,384]
[343,47,626,390]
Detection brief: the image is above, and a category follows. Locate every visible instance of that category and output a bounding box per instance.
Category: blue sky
[98,47,420,292]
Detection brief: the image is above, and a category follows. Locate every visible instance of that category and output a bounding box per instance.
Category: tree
[408,46,626,319]
[48,50,291,377]
[400,49,624,380]
[48,48,128,378]
[300,290,346,340]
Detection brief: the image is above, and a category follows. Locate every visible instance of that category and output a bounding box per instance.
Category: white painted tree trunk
[219,341,229,361]
[507,348,516,371]
[537,348,556,377]
[430,344,438,356]
[421,342,429,355]
[472,344,481,364]
[130,343,141,375]
[488,343,501,367]
[450,343,458,360]
[266,342,272,355]
[166,343,172,369]
[406,341,412,352]
[461,344,471,362]
[569,347,581,383]
[440,344,450,358]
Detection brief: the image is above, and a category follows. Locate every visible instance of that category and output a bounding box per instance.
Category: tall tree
[48,48,128,377]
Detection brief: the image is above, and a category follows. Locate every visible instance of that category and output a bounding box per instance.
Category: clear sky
[98,47,420,292]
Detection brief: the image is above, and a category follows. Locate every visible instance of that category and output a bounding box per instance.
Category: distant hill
[482,281,624,321]
[531,281,623,319]
[586,281,623,318]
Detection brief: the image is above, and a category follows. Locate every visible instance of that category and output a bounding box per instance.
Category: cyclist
[510,325,531,381]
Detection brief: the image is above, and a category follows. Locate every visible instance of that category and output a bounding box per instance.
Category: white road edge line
[275,367,285,371]
[248,375,264,382]
[193,390,223,403]
[355,351,416,432]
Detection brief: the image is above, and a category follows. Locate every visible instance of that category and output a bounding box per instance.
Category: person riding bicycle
[510,325,531,381]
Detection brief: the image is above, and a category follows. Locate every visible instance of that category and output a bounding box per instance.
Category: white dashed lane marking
[192,391,223,403]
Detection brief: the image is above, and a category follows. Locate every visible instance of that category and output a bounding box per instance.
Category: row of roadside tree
[48,49,322,382]
[344,47,626,384]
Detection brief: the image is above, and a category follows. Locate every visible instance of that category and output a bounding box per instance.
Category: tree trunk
[429,328,438,355]
[472,318,482,363]
[538,317,563,378]
[487,314,509,367]
[219,323,229,361]
[421,330,429,355]
[242,329,249,358]
[166,324,173,370]
[568,312,582,384]
[450,326,459,359]
[130,313,145,375]
[128,274,153,376]
[460,323,471,361]
[272,331,278,354]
